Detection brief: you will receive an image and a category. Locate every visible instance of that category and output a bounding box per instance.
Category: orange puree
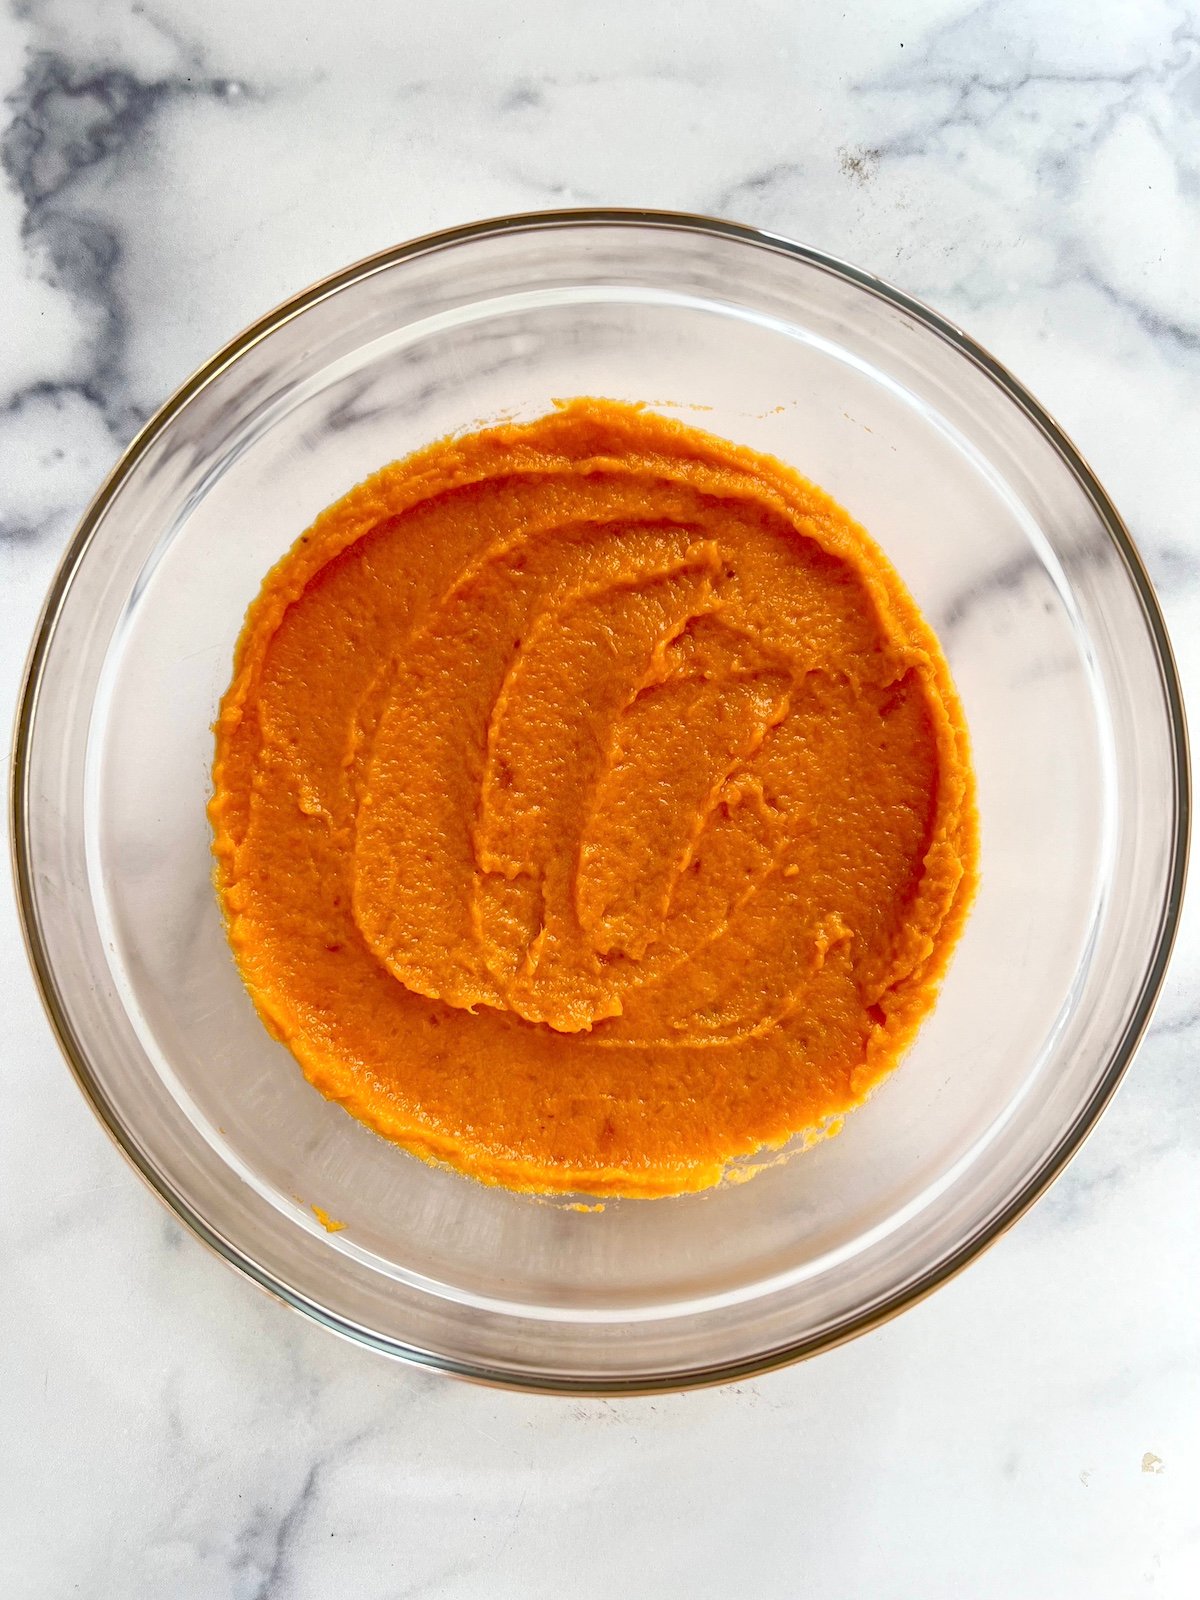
[210,399,977,1198]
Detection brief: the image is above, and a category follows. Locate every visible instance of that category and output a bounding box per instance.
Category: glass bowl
[12,210,1188,1393]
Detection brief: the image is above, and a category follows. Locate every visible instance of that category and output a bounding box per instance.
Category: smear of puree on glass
[210,399,977,1198]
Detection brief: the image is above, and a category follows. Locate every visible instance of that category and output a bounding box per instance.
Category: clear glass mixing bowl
[12,211,1188,1392]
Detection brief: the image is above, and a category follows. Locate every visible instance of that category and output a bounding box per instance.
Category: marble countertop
[2,2,1198,1595]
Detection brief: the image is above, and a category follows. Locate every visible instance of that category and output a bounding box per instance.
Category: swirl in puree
[210,399,977,1197]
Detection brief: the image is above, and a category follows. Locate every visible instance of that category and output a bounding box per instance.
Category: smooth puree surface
[210,399,977,1197]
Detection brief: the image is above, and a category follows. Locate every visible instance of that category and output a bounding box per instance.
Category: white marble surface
[2,1,1198,1594]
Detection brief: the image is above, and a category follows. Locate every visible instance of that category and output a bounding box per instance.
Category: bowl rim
[10,206,1191,1394]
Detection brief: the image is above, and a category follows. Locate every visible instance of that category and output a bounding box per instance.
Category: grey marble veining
[2,52,250,441]
[2,3,1198,1597]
